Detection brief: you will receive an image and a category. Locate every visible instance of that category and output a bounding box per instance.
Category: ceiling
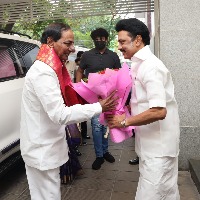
[0,0,154,24]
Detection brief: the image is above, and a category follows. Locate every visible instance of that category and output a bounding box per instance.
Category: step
[189,159,200,194]
[0,151,23,179]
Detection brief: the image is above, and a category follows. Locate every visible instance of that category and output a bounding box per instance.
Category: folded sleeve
[142,68,167,108]
[61,102,102,125]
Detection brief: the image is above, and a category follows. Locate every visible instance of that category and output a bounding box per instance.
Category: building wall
[155,0,200,169]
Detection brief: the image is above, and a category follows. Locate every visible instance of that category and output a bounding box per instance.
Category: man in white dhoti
[107,18,180,200]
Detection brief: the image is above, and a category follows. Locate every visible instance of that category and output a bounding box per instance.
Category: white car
[0,30,40,176]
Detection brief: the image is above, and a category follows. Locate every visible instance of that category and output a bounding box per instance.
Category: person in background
[75,51,84,74]
[76,51,84,60]
[75,51,90,143]
[75,57,81,69]
[107,18,180,200]
[66,54,83,158]
[125,91,139,166]
[20,23,118,200]
[66,51,77,83]
[129,130,139,165]
[65,51,84,156]
[76,28,121,170]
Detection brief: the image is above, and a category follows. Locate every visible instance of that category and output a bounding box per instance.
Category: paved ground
[0,125,200,200]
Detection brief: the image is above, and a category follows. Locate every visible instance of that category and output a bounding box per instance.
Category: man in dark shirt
[79,46,121,78]
[76,28,121,170]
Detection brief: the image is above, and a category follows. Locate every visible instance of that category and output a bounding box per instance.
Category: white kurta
[130,46,180,200]
[20,60,102,171]
[130,46,180,160]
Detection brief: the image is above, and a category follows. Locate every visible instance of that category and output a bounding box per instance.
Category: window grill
[0,0,154,24]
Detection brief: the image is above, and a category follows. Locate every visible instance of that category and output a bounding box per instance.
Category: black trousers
[80,121,87,138]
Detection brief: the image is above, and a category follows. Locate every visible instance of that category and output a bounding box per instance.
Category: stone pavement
[0,125,200,200]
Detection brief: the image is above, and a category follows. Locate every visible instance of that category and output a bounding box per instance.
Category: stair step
[0,151,22,178]
[189,159,200,194]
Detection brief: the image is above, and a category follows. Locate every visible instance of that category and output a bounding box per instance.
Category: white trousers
[135,157,180,200]
[25,164,61,200]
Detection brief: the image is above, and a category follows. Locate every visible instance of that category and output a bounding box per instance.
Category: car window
[0,38,39,82]
[15,40,39,70]
[0,39,18,81]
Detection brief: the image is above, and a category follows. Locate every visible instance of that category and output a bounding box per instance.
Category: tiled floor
[0,126,200,200]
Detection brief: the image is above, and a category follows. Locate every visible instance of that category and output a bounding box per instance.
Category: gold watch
[120,119,126,128]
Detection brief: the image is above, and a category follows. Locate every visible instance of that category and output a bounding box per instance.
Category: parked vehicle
[0,30,40,176]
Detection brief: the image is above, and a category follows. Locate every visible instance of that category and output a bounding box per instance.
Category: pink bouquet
[72,63,134,143]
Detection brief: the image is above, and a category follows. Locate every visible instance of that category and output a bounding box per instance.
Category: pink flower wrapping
[72,63,134,143]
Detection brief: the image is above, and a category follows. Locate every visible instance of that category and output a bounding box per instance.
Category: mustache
[120,49,126,53]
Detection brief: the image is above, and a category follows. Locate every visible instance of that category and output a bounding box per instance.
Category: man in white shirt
[107,18,180,200]
[20,23,117,200]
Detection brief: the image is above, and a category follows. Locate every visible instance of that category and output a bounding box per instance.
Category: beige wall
[154,0,200,169]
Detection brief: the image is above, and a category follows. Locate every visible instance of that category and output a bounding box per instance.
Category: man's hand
[107,107,167,128]
[99,91,118,112]
[107,113,126,128]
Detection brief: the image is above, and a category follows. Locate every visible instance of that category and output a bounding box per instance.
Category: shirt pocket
[135,80,147,104]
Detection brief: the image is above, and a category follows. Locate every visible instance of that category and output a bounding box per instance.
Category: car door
[0,37,39,161]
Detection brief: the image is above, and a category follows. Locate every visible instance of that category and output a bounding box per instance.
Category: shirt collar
[93,48,108,54]
[131,45,152,61]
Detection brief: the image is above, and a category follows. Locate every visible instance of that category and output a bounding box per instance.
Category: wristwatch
[120,119,126,128]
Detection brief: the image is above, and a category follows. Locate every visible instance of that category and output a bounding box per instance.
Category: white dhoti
[135,157,180,200]
[25,164,61,200]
